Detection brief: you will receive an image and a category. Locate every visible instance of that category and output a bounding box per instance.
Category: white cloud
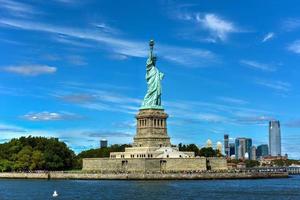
[255,80,291,92]
[0,0,38,17]
[52,84,141,115]
[288,40,300,54]
[22,111,80,121]
[0,123,27,133]
[196,113,226,123]
[2,65,57,76]
[93,23,120,35]
[0,18,217,67]
[66,55,87,66]
[196,13,238,42]
[218,96,248,105]
[262,32,274,42]
[240,60,276,72]
[236,115,275,124]
[158,44,217,67]
[282,18,300,31]
[109,54,129,60]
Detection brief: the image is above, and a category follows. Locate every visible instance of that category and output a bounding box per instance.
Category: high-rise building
[229,143,235,156]
[235,138,252,159]
[251,146,257,160]
[269,120,281,156]
[224,134,229,157]
[257,144,269,158]
[217,141,222,153]
[100,139,108,148]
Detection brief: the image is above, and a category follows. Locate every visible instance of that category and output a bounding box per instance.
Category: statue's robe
[141,58,163,109]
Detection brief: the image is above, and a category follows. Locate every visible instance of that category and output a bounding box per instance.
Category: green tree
[16,146,33,171]
[0,136,76,171]
[30,150,45,170]
[245,160,260,168]
[0,159,13,172]
[199,147,217,157]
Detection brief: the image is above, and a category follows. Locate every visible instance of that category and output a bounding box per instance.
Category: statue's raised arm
[140,40,164,110]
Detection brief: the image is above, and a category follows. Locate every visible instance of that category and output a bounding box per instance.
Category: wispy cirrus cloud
[0,18,217,67]
[255,80,291,92]
[2,65,57,76]
[165,99,272,126]
[93,23,120,35]
[262,32,274,42]
[22,111,81,121]
[0,123,27,133]
[66,55,87,66]
[85,131,133,138]
[218,96,248,105]
[196,13,239,42]
[51,82,141,115]
[235,115,275,125]
[282,18,300,31]
[0,0,38,17]
[240,60,276,72]
[284,120,300,128]
[175,11,240,42]
[288,40,300,54]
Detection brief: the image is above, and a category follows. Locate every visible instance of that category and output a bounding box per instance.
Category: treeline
[178,143,222,157]
[0,136,75,172]
[74,144,132,169]
[0,136,132,172]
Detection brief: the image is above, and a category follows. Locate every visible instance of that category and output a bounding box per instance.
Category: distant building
[269,120,281,156]
[100,139,108,148]
[260,155,288,166]
[229,143,235,156]
[224,134,230,157]
[251,146,257,160]
[257,144,269,158]
[206,139,212,148]
[217,141,222,153]
[235,138,252,160]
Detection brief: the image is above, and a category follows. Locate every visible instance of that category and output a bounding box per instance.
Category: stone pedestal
[133,109,171,148]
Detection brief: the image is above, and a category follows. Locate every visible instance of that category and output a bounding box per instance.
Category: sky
[1,0,300,158]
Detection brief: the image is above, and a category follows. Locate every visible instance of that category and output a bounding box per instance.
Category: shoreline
[0,171,289,180]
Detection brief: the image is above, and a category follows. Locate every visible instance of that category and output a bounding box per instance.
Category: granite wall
[0,171,289,180]
[82,157,209,172]
[207,157,228,171]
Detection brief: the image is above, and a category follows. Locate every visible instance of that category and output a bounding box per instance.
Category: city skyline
[1,0,300,158]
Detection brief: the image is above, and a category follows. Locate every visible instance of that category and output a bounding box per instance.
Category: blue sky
[1,0,300,158]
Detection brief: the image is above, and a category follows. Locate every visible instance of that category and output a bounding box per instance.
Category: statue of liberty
[140,40,164,110]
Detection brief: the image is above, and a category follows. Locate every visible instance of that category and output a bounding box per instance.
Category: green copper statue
[140,40,164,110]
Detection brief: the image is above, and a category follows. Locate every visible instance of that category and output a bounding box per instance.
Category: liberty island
[81,40,228,173]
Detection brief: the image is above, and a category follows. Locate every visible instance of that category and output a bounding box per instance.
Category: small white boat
[52,190,58,197]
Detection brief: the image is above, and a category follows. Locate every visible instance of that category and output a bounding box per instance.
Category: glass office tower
[269,121,281,156]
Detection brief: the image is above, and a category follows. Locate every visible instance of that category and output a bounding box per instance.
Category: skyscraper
[251,146,257,160]
[100,139,108,148]
[235,138,252,159]
[257,144,269,158]
[229,143,235,156]
[224,134,230,158]
[269,120,281,156]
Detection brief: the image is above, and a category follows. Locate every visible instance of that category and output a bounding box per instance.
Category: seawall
[0,171,289,180]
